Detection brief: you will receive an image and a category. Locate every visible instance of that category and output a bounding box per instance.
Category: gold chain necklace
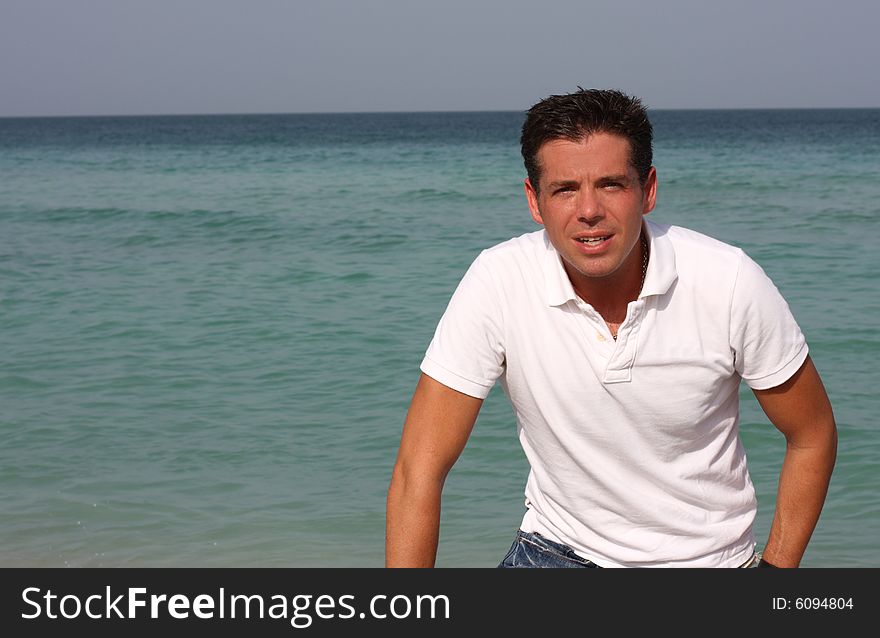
[612,234,649,341]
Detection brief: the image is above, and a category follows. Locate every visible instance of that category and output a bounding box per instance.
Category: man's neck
[566,236,647,325]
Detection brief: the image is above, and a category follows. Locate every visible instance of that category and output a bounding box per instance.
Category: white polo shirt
[421,219,808,567]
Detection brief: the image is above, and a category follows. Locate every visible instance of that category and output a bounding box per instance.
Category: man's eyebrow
[546,179,580,189]
[597,174,630,183]
[547,175,632,189]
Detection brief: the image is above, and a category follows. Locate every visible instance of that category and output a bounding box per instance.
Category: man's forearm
[385,375,483,567]
[385,470,443,567]
[761,428,837,567]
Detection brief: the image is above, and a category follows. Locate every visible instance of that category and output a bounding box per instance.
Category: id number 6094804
[772,597,854,611]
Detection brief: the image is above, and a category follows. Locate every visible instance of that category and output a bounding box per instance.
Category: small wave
[396,188,470,203]
[0,375,52,389]
[333,232,409,253]
[337,272,373,283]
[39,206,132,222]
[119,233,165,247]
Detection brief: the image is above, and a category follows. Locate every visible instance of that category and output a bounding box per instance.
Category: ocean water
[1,109,877,567]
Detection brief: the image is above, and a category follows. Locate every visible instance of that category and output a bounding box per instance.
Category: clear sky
[2,0,878,116]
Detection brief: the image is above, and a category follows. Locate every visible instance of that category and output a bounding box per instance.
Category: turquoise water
[1,110,878,567]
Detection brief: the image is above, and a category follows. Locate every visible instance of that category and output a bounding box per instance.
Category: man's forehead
[536,133,635,171]
[538,132,631,153]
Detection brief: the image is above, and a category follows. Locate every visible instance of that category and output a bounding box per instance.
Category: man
[386,89,837,568]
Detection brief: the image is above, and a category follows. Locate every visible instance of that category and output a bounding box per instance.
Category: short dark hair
[520,88,653,192]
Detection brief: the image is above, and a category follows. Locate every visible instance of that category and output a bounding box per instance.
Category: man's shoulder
[482,229,547,254]
[454,230,550,300]
[657,222,745,260]
[475,229,548,267]
[653,222,747,278]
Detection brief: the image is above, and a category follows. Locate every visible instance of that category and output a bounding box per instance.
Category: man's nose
[576,189,604,223]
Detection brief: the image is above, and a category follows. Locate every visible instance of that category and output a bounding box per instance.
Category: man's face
[525,133,656,290]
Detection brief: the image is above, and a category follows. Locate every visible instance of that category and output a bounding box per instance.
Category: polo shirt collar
[542,218,678,307]
[640,219,678,298]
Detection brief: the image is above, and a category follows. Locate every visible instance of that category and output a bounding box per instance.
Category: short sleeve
[730,251,808,390]
[420,252,506,399]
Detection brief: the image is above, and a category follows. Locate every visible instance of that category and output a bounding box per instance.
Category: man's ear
[525,178,544,225]
[642,166,657,216]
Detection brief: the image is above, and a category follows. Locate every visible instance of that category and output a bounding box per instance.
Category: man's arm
[386,373,484,567]
[752,355,837,567]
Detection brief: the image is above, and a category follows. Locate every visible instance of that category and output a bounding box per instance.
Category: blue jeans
[497,530,600,568]
[498,530,761,568]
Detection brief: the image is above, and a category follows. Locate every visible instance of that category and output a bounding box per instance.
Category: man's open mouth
[576,236,610,246]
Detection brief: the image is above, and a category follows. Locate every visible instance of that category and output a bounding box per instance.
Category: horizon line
[2,105,879,120]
